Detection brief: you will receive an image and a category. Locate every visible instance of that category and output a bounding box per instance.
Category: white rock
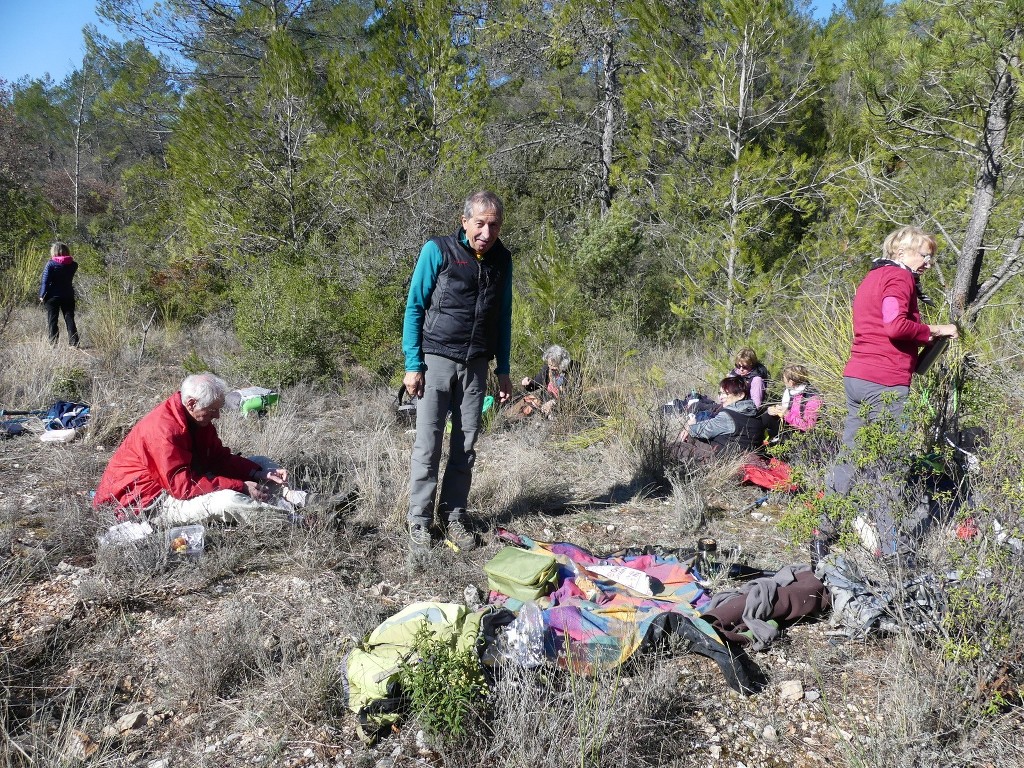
[66,730,98,760]
[805,690,821,702]
[114,710,147,733]
[147,760,170,768]
[762,725,778,742]
[779,679,804,701]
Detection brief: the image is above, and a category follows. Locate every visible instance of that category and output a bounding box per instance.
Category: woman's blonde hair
[49,241,70,258]
[781,364,810,386]
[883,226,935,260]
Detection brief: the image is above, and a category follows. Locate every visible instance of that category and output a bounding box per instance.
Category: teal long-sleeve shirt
[402,234,513,375]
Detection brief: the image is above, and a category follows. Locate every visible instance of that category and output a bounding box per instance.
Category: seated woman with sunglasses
[519,344,579,417]
[730,348,771,407]
[669,375,766,463]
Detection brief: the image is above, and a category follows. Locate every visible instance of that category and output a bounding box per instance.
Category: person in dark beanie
[39,241,80,346]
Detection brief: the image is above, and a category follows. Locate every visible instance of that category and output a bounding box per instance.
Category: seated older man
[94,372,301,526]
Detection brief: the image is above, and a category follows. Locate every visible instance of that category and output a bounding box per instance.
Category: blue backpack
[45,401,90,430]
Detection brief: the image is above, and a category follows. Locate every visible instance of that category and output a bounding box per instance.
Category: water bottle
[696,537,717,579]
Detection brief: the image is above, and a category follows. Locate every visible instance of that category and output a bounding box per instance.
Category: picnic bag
[484,546,558,602]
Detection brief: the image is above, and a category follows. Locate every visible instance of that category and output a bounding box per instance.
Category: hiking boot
[408,523,432,552]
[445,519,477,551]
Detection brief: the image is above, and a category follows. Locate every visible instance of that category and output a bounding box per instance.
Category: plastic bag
[497,601,545,668]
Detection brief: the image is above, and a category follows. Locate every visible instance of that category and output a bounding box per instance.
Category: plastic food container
[166,524,205,559]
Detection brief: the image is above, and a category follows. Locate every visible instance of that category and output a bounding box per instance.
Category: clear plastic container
[166,524,205,559]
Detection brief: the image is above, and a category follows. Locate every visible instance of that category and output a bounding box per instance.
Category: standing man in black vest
[402,190,513,551]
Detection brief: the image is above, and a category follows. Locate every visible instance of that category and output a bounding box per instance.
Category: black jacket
[39,258,78,301]
[421,229,512,363]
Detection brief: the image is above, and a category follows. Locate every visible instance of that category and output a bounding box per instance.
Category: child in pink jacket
[767,364,821,432]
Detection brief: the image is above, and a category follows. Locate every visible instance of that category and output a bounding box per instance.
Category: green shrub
[52,366,88,402]
[233,260,345,385]
[336,277,404,378]
[400,624,489,739]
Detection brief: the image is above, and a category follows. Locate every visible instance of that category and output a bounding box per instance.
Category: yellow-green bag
[484,547,558,601]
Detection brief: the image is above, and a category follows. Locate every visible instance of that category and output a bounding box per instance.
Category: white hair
[180,373,229,408]
[463,190,503,220]
[544,345,572,369]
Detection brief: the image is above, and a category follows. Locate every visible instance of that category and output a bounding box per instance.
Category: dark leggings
[45,297,79,346]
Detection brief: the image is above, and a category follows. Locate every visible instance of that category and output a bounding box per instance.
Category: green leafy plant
[399,624,489,739]
[52,366,87,401]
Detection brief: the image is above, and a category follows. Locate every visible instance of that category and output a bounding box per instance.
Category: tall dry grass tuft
[771,293,853,427]
[440,655,694,767]
[471,426,581,522]
[0,244,43,303]
[0,332,93,410]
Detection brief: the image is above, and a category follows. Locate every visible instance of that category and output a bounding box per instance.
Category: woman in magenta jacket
[837,225,958,465]
[817,226,959,562]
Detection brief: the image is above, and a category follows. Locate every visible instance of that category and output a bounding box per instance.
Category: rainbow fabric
[494,531,729,676]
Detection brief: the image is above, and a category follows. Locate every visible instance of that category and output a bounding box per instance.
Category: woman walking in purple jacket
[39,241,80,346]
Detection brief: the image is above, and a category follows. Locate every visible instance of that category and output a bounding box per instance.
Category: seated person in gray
[670,375,765,462]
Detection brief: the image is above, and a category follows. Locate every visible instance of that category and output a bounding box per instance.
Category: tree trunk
[599,32,617,218]
[952,50,1018,319]
[72,76,87,227]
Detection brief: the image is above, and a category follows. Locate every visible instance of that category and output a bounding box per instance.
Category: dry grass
[2,300,1023,768]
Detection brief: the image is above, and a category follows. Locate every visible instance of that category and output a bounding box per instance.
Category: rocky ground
[1,406,1019,768]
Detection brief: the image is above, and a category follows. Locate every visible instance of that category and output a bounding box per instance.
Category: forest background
[1,0,1023,385]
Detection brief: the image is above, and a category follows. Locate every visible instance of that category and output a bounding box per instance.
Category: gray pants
[825,377,911,554]
[826,376,909,495]
[408,354,489,527]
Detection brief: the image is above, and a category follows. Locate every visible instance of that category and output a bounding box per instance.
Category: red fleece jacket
[843,265,931,387]
[94,394,259,511]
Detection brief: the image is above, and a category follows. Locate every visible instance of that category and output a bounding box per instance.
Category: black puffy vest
[710,408,766,452]
[739,363,771,394]
[421,229,512,363]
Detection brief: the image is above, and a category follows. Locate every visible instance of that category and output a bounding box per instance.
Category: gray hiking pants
[824,377,911,554]
[826,376,909,494]
[408,354,489,528]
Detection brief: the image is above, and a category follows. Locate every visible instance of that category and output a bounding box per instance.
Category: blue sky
[0,0,119,84]
[0,0,840,86]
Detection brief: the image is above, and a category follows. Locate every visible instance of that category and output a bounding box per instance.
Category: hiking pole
[0,409,39,417]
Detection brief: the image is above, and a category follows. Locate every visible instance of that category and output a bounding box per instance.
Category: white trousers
[149,456,292,527]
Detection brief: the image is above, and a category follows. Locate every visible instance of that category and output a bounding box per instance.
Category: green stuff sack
[484,546,558,602]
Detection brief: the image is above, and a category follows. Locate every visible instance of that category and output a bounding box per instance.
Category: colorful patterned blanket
[493,530,763,693]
